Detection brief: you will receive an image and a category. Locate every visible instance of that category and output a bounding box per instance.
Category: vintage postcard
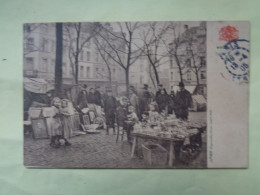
[23,21,249,168]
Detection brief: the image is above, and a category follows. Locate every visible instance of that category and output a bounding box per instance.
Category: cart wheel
[93,116,105,129]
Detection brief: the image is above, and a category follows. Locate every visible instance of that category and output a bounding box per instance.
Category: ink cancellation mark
[217,25,249,83]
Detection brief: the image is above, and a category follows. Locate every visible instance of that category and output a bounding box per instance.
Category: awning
[24,78,54,94]
[192,95,206,104]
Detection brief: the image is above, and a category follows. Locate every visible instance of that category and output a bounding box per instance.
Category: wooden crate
[31,117,49,139]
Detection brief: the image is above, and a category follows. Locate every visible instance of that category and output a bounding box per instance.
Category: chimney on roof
[184,25,189,30]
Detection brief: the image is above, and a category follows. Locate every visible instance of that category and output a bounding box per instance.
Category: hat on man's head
[179,82,184,87]
[144,84,149,88]
[83,84,88,88]
[158,84,163,87]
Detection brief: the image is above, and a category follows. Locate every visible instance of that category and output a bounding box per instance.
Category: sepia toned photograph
[23,21,208,168]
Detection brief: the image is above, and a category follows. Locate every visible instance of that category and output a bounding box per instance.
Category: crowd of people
[25,81,193,147]
[99,82,193,144]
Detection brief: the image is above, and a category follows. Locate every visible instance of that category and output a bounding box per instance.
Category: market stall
[131,115,206,166]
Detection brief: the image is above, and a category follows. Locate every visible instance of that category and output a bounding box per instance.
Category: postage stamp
[217,26,250,83]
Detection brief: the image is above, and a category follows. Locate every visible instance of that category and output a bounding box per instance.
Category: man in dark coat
[94,86,102,106]
[139,84,152,116]
[87,88,96,104]
[103,89,117,135]
[175,82,193,120]
[77,84,88,126]
[77,84,88,109]
[155,84,163,101]
[155,88,171,113]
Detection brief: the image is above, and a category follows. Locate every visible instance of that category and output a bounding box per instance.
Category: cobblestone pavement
[24,112,207,168]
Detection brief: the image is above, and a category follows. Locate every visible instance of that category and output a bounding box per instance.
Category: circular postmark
[217,39,250,83]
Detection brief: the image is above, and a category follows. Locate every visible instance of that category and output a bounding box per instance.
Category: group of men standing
[76,81,193,134]
[137,82,193,120]
[77,84,102,110]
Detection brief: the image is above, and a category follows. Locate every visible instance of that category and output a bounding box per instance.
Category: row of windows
[93,67,121,79]
[185,57,206,67]
[25,38,96,61]
[170,70,206,81]
[25,38,55,53]
[79,66,91,78]
[25,56,123,79]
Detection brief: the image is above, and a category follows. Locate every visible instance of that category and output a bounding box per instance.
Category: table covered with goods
[131,114,207,167]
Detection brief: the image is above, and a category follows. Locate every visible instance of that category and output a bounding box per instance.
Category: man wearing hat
[77,84,89,126]
[103,88,117,135]
[94,86,102,107]
[155,83,163,100]
[175,82,193,120]
[77,84,88,110]
[139,84,152,116]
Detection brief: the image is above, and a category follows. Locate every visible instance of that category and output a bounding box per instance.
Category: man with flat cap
[175,82,193,120]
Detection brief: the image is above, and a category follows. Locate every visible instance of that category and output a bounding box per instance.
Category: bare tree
[93,36,113,87]
[163,23,184,83]
[95,22,143,96]
[64,22,100,84]
[140,22,170,86]
[186,27,206,85]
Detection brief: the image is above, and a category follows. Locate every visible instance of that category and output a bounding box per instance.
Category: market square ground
[24,112,206,168]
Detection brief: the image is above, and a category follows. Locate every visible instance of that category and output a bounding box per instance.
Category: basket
[141,144,168,166]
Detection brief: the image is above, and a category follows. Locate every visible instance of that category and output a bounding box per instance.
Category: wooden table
[130,132,185,166]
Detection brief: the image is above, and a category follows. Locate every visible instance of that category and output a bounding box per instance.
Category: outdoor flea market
[24,78,207,168]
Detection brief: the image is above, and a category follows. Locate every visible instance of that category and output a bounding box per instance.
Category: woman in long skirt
[59,99,73,143]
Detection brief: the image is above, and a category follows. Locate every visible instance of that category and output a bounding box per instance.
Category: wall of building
[168,22,207,95]
[23,23,126,90]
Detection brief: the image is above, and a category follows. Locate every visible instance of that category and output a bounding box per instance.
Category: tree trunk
[125,31,132,97]
[108,67,112,88]
[147,54,160,85]
[152,64,160,85]
[75,23,81,84]
[55,23,63,96]
[196,70,200,85]
[149,65,156,89]
[75,53,79,84]
[125,67,130,97]
[174,54,183,83]
[191,50,200,85]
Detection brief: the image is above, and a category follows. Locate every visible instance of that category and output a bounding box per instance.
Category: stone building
[168,22,207,96]
[23,23,125,93]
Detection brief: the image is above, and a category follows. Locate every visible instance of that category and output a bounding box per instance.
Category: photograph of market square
[23,21,207,168]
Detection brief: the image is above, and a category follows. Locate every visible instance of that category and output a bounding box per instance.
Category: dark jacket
[175,89,193,108]
[116,103,128,128]
[77,90,88,109]
[104,96,117,114]
[94,90,102,106]
[139,88,152,115]
[87,92,96,104]
[156,93,171,112]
